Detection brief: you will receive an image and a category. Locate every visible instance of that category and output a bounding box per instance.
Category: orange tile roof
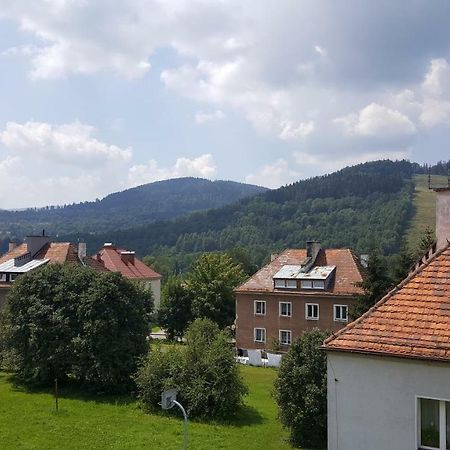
[96,246,161,280]
[235,248,364,296]
[324,245,450,362]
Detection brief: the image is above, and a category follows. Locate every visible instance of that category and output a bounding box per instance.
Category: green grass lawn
[406,174,447,248]
[0,366,294,450]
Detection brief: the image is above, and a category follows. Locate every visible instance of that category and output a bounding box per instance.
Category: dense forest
[0,178,267,239]
[59,159,446,273]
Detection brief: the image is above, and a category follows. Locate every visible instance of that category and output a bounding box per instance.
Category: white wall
[327,351,450,450]
[149,279,161,310]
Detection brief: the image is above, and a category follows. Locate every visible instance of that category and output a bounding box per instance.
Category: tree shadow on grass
[4,372,135,407]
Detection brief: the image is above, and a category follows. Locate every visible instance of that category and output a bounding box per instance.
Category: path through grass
[0,366,294,450]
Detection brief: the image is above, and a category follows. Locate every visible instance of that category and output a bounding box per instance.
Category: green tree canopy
[2,264,152,393]
[157,275,192,341]
[186,253,246,328]
[274,329,330,449]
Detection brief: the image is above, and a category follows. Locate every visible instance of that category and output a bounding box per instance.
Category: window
[279,302,292,317]
[254,300,266,315]
[254,328,266,343]
[9,273,18,282]
[301,279,325,289]
[334,305,348,322]
[313,280,325,289]
[306,303,319,320]
[279,330,292,345]
[417,397,450,449]
[0,273,6,282]
[274,279,297,289]
[301,280,313,289]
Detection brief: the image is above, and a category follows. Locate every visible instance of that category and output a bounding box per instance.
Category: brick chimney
[435,187,450,251]
[306,240,321,261]
[120,251,135,265]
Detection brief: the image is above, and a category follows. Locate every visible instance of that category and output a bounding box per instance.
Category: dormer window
[10,274,18,282]
[300,279,325,289]
[274,279,297,289]
[0,273,6,282]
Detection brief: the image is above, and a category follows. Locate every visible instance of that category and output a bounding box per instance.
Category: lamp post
[161,389,188,449]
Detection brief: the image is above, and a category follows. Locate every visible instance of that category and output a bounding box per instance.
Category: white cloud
[0,121,131,167]
[422,58,450,97]
[195,110,225,124]
[245,159,299,188]
[128,154,217,187]
[279,120,315,140]
[314,45,327,57]
[334,103,416,138]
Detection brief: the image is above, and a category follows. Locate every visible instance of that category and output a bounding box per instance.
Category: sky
[1,1,450,208]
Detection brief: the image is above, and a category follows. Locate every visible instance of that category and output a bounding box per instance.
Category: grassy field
[406,174,448,248]
[0,366,294,450]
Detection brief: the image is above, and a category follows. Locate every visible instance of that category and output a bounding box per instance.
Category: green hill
[66,160,421,269]
[0,178,267,245]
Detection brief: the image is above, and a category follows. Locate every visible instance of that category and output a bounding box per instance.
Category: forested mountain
[63,159,441,272]
[0,178,267,240]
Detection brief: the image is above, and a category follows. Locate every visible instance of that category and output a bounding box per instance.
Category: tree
[414,226,435,259]
[136,318,247,420]
[157,276,192,341]
[274,329,330,449]
[186,253,246,328]
[225,246,259,276]
[350,249,392,319]
[3,264,151,392]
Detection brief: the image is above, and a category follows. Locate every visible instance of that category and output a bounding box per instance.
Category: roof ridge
[323,242,450,347]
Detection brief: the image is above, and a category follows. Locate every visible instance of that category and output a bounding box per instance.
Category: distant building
[234,241,364,351]
[323,186,450,450]
[94,243,162,308]
[0,233,105,310]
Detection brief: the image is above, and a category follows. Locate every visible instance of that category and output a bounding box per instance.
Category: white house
[323,186,450,450]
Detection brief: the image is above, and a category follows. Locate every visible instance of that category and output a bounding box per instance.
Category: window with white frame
[254,300,266,315]
[333,305,348,322]
[306,303,319,320]
[313,280,325,289]
[0,273,6,282]
[301,280,313,289]
[279,330,292,345]
[254,328,266,343]
[417,397,450,449]
[9,273,18,282]
[274,279,297,289]
[279,302,292,317]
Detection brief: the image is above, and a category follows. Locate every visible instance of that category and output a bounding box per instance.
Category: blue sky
[1,1,450,208]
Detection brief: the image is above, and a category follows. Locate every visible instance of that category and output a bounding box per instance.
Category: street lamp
[161,389,188,449]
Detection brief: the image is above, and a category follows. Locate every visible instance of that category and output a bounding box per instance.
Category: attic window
[0,273,6,282]
[274,279,297,289]
[301,279,325,290]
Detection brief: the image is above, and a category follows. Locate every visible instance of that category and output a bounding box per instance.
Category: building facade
[324,186,450,450]
[235,242,364,351]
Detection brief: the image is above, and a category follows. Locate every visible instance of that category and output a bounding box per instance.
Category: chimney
[434,187,450,251]
[8,241,17,252]
[306,240,321,261]
[26,233,51,257]
[78,242,87,260]
[120,251,135,265]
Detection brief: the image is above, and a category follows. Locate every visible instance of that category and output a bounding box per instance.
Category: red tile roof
[96,245,161,280]
[324,245,450,362]
[235,248,364,295]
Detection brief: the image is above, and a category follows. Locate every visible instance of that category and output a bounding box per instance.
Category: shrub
[3,264,152,393]
[136,318,247,420]
[274,329,330,449]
